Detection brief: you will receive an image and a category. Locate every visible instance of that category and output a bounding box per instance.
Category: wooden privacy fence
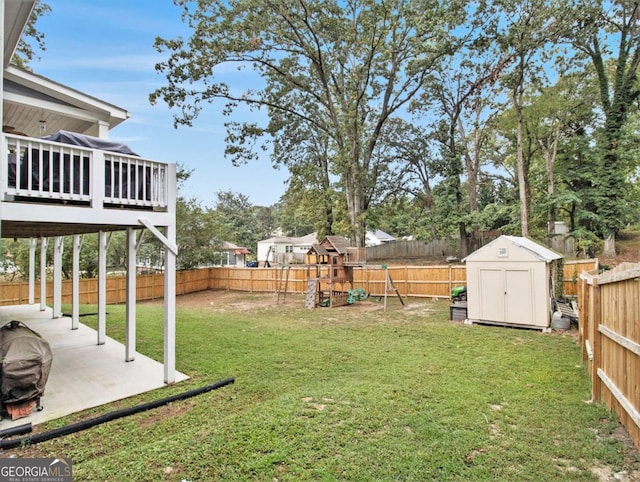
[579,263,640,449]
[1,259,596,306]
[564,259,599,296]
[208,265,468,298]
[0,269,212,306]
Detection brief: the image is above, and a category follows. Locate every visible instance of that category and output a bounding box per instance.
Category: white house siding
[257,233,318,264]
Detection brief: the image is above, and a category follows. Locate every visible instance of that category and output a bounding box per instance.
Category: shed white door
[479,268,533,325]
[479,269,505,321]
[504,269,533,325]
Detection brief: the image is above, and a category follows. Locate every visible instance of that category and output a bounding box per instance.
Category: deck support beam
[163,223,177,384]
[97,231,110,345]
[139,217,178,385]
[71,234,82,330]
[39,238,47,311]
[52,236,63,318]
[28,238,36,304]
[125,228,141,362]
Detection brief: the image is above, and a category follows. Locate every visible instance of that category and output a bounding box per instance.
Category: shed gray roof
[504,236,562,262]
[463,235,562,263]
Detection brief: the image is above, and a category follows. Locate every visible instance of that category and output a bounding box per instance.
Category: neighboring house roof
[463,235,562,263]
[298,233,318,244]
[366,230,396,244]
[220,241,250,255]
[258,236,297,244]
[258,233,318,245]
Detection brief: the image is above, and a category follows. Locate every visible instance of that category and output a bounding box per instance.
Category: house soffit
[3,67,130,130]
[3,1,36,67]
[5,77,75,107]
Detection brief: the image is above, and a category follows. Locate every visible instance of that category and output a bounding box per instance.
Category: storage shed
[463,235,562,329]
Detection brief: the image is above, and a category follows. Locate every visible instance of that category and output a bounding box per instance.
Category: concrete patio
[0,304,189,429]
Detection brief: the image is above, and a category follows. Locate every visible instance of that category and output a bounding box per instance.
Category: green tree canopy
[11,1,51,69]
[151,0,467,246]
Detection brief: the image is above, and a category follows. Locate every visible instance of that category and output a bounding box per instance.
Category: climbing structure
[304,236,367,308]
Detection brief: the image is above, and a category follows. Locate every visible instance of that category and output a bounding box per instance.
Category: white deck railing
[2,134,169,210]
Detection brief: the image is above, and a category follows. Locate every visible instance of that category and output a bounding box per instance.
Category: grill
[0,321,52,420]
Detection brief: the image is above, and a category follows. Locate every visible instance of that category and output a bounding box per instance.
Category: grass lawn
[4,291,639,481]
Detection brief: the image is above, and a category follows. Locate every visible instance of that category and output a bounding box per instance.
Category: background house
[256,232,318,266]
[212,242,250,267]
[365,230,396,247]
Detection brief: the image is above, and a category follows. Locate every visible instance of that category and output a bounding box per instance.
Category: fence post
[579,276,590,363]
[404,266,408,297]
[591,278,602,402]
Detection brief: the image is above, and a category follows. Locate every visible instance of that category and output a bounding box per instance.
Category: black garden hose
[0,377,235,450]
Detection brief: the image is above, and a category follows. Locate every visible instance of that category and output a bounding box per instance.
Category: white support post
[28,238,36,304]
[97,120,110,139]
[97,231,108,345]
[71,234,82,330]
[39,238,48,311]
[125,228,137,362]
[164,224,177,384]
[52,236,63,318]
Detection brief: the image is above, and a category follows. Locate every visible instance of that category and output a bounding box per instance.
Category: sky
[32,0,289,207]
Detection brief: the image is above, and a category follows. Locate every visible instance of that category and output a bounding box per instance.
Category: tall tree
[565,0,640,254]
[418,52,507,253]
[151,0,466,246]
[523,73,596,236]
[492,0,560,237]
[266,113,337,237]
[212,191,258,250]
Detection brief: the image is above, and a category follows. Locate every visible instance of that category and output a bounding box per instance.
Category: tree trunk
[540,125,560,236]
[459,223,468,258]
[602,234,616,257]
[458,107,483,253]
[344,170,366,247]
[547,160,556,236]
[514,98,529,237]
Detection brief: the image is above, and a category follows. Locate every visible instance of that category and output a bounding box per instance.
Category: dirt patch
[136,399,195,428]
[143,289,420,315]
[141,290,279,311]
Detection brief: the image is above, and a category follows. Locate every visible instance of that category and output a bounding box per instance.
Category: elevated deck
[1,133,176,237]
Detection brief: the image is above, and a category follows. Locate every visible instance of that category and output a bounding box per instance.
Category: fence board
[564,259,598,296]
[1,260,597,307]
[579,263,640,449]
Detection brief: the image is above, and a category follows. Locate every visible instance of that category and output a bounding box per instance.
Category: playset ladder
[277,265,292,304]
[305,278,318,309]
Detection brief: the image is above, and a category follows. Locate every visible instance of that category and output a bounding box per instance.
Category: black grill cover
[43,130,139,156]
[0,321,52,405]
